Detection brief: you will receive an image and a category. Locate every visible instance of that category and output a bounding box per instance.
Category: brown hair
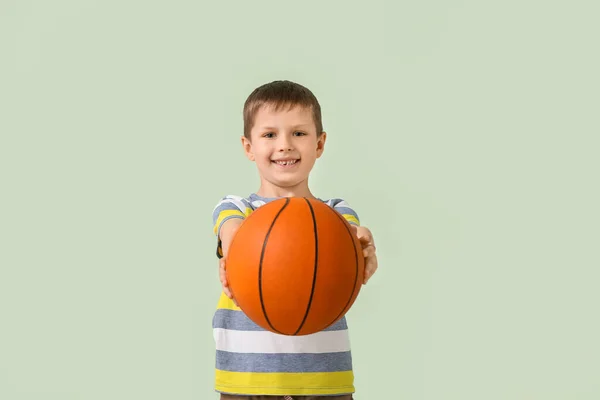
[243,80,323,139]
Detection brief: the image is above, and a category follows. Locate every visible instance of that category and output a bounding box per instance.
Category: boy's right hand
[219,257,238,306]
[218,218,244,306]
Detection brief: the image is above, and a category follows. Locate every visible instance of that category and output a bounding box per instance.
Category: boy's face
[242,104,326,192]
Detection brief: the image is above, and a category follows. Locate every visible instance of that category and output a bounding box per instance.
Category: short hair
[243,80,323,139]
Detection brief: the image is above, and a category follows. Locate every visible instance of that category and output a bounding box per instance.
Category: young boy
[211,80,378,400]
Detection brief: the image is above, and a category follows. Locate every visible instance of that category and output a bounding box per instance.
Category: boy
[212,80,378,399]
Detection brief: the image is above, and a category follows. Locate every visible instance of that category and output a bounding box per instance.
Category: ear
[316,131,327,158]
[241,136,255,161]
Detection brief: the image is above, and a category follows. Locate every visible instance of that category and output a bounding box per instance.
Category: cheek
[258,150,274,165]
[302,145,318,160]
[253,146,270,158]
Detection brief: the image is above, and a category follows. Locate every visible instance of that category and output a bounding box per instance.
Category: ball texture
[226,197,364,336]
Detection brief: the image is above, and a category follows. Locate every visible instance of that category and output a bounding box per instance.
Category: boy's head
[241,80,327,195]
[243,80,323,139]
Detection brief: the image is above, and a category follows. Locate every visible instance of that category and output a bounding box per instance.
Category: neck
[256,179,315,199]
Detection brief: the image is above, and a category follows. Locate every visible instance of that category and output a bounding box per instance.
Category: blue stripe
[213,309,348,332]
[216,350,353,373]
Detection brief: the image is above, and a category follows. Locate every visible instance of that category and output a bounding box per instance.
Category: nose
[277,134,294,152]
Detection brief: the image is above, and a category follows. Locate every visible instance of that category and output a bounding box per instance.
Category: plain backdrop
[1,1,599,399]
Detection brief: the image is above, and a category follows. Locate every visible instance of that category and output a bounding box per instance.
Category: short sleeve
[327,198,360,226]
[212,195,251,259]
[212,195,251,236]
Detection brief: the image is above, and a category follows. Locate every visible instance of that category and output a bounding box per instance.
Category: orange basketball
[225,197,364,336]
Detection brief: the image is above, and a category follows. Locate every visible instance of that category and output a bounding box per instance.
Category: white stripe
[213,328,350,354]
[225,195,249,214]
[333,199,350,208]
[213,195,248,214]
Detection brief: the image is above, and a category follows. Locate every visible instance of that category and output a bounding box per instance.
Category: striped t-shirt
[211,193,360,397]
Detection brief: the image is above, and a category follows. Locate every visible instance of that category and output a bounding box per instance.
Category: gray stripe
[216,350,353,373]
[212,198,253,224]
[213,309,348,332]
[333,206,358,219]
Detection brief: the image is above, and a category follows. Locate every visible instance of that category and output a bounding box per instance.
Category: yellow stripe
[213,209,246,234]
[342,214,359,226]
[215,369,354,396]
[216,291,241,311]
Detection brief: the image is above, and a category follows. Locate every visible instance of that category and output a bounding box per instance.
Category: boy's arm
[331,198,378,284]
[212,195,249,300]
[351,225,378,284]
[218,218,243,300]
[219,218,243,258]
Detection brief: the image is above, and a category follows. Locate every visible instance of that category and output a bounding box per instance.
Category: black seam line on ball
[258,197,290,335]
[293,198,319,336]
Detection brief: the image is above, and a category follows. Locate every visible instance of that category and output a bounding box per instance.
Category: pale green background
[1,1,599,399]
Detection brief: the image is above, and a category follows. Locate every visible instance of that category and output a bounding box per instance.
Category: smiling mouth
[272,159,300,166]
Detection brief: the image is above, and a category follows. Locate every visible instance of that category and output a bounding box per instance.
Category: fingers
[219,259,238,305]
[354,226,374,250]
[219,259,233,299]
[219,259,228,284]
[352,226,378,284]
[359,230,372,242]
[362,244,376,258]
[363,254,378,284]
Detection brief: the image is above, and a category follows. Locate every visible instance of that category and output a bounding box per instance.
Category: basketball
[225,197,365,336]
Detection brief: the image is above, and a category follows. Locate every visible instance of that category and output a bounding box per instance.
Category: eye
[263,132,275,138]
[293,131,306,136]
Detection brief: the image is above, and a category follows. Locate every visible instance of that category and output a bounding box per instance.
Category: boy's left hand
[351,225,378,284]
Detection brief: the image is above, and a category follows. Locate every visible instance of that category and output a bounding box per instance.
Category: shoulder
[323,198,352,208]
[212,195,253,213]
[212,195,254,235]
[322,197,360,226]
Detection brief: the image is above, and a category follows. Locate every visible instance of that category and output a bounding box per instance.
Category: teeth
[275,160,297,165]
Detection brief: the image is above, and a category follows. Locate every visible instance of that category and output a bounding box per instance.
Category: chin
[269,177,306,189]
